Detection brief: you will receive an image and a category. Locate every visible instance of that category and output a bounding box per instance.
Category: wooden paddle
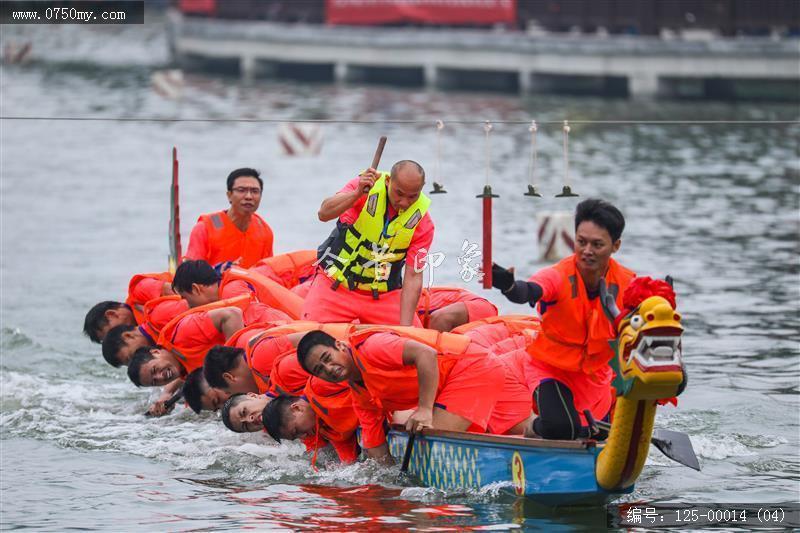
[364,136,387,193]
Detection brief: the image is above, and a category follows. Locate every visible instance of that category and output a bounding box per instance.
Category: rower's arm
[318,170,379,221]
[318,190,362,222]
[503,280,544,306]
[207,307,244,339]
[491,263,543,306]
[364,443,393,464]
[399,267,424,326]
[402,340,438,432]
[161,282,175,296]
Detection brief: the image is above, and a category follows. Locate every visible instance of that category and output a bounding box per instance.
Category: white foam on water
[471,524,522,531]
[690,434,758,460]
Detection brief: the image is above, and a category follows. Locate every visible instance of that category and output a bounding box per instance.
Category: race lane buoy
[537,211,574,262]
[151,69,184,100]
[278,123,322,156]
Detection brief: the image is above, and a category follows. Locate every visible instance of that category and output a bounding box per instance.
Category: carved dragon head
[600,277,685,401]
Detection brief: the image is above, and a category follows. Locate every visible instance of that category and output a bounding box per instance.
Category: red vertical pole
[477,185,498,289]
[173,147,182,261]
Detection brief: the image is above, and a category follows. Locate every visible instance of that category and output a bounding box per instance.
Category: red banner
[178,0,216,16]
[326,0,516,26]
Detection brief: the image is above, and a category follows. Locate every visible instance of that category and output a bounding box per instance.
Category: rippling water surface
[1,13,798,531]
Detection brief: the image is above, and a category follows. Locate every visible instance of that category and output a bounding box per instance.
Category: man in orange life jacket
[170,260,295,324]
[100,297,189,367]
[302,161,434,326]
[491,198,635,440]
[126,306,245,388]
[83,272,174,343]
[297,329,504,463]
[220,381,360,464]
[182,368,231,414]
[185,168,274,269]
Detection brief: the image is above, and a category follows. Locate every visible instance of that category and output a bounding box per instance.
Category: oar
[585,411,701,471]
[400,432,416,473]
[364,136,387,193]
[144,390,183,417]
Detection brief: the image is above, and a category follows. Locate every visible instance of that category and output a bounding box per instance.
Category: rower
[491,198,635,440]
[184,168,274,269]
[302,161,434,326]
[170,259,295,323]
[296,328,504,463]
[83,271,174,343]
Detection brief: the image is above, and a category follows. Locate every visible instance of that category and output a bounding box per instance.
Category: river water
[1,13,798,531]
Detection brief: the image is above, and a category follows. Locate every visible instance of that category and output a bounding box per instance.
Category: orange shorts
[436,356,503,431]
[301,271,422,326]
[487,351,534,434]
[462,297,498,322]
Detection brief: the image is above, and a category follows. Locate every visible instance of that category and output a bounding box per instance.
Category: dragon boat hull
[387,428,631,506]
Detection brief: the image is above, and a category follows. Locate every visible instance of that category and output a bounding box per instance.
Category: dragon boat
[386,284,698,506]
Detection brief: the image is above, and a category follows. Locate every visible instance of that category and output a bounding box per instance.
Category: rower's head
[262,395,317,443]
[226,168,263,216]
[83,301,135,343]
[172,260,221,308]
[102,325,148,367]
[574,198,625,277]
[297,331,354,383]
[182,368,231,413]
[203,345,258,394]
[221,392,271,433]
[127,346,182,387]
[386,160,425,214]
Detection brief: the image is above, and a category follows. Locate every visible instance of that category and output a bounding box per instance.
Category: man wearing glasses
[185,168,274,269]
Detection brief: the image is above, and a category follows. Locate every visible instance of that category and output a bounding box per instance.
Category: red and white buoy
[151,69,184,100]
[278,123,322,156]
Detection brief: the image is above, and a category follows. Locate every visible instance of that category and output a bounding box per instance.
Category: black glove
[491,263,515,292]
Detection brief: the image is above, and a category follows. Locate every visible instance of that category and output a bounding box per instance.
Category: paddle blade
[652,428,701,471]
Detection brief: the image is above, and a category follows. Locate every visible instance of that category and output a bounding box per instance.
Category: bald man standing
[303,161,434,326]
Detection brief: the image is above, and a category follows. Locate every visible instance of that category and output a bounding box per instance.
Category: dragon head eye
[630,315,643,330]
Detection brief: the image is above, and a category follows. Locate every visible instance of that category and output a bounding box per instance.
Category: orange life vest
[527,255,635,374]
[347,327,476,412]
[199,211,273,268]
[220,266,303,319]
[304,378,359,444]
[224,322,283,350]
[252,250,317,289]
[140,295,188,341]
[249,322,356,395]
[126,272,173,323]
[157,294,251,371]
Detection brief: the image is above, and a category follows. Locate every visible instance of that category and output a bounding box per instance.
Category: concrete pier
[167,10,799,99]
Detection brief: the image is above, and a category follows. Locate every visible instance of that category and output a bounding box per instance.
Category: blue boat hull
[387,428,630,506]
